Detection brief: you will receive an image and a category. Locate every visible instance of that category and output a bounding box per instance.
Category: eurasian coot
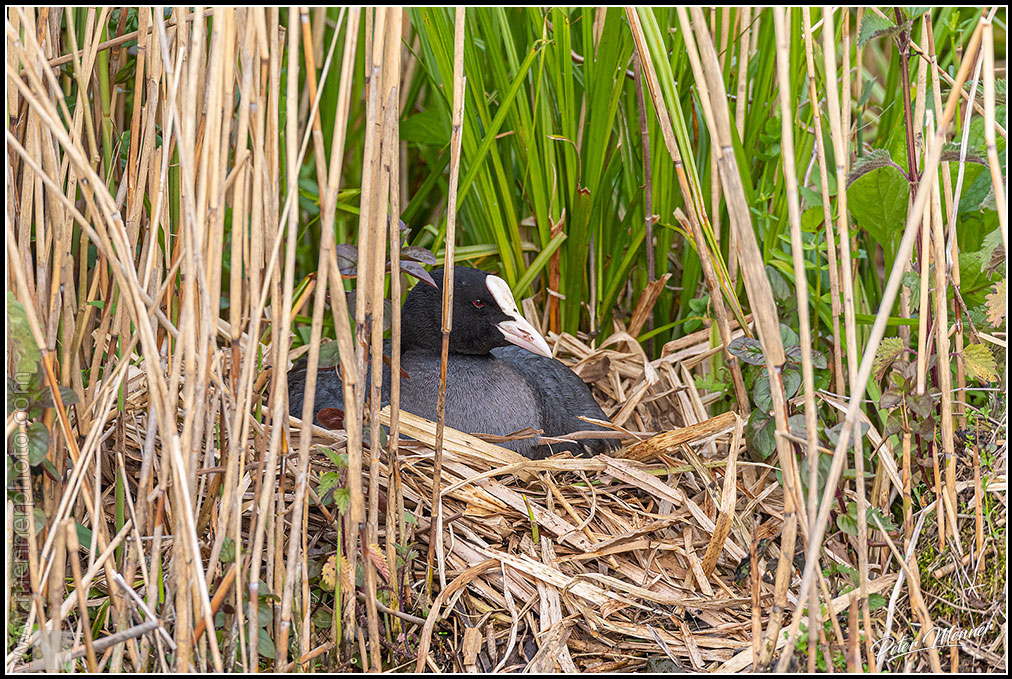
[288,266,617,459]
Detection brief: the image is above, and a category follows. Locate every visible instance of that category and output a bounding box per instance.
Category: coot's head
[401,266,552,357]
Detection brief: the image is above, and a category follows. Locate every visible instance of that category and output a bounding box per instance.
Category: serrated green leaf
[848,165,909,247]
[963,343,997,383]
[873,337,906,382]
[986,279,1006,327]
[858,12,900,47]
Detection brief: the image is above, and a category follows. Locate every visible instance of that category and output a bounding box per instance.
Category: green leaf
[909,393,934,420]
[221,536,236,563]
[837,504,859,536]
[745,409,776,460]
[332,487,350,514]
[962,343,997,383]
[316,472,342,505]
[848,149,902,185]
[317,341,342,369]
[728,337,767,366]
[784,345,828,370]
[858,12,900,47]
[7,293,42,376]
[873,337,906,382]
[879,388,904,410]
[765,264,791,302]
[400,108,451,146]
[779,323,800,348]
[257,626,276,659]
[323,448,347,468]
[825,421,871,447]
[848,164,909,247]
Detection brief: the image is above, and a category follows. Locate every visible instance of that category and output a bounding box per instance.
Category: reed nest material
[6,6,1007,674]
[263,321,996,673]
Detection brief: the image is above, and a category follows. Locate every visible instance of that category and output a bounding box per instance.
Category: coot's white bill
[485,275,553,358]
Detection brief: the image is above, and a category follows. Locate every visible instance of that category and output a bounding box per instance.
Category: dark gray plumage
[287,266,617,459]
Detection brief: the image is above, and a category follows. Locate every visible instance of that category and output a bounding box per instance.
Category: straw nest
[265,315,850,672]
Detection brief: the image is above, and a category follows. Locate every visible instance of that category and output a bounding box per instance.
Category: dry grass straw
[775,12,993,672]
[5,6,1007,674]
[626,7,750,415]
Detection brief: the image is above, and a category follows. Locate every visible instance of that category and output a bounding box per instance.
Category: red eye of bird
[473,298,485,309]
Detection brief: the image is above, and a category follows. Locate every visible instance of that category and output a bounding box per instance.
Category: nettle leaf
[962,343,998,383]
[848,163,909,247]
[939,144,988,167]
[873,337,907,382]
[316,471,342,505]
[958,148,1004,214]
[728,336,766,366]
[323,448,347,468]
[858,12,901,47]
[986,279,1006,327]
[848,149,905,186]
[331,487,351,513]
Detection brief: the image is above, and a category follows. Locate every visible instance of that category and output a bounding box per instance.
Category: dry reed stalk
[982,19,1008,255]
[729,7,751,289]
[822,7,858,395]
[381,8,406,641]
[361,6,388,668]
[676,8,802,668]
[773,8,826,673]
[632,52,655,349]
[13,7,230,667]
[429,5,467,598]
[627,8,749,416]
[928,118,963,559]
[821,9,875,665]
[775,16,989,670]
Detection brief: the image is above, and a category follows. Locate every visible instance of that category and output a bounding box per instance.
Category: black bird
[288,266,617,459]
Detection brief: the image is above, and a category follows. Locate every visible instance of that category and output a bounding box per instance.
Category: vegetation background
[5,5,1006,673]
